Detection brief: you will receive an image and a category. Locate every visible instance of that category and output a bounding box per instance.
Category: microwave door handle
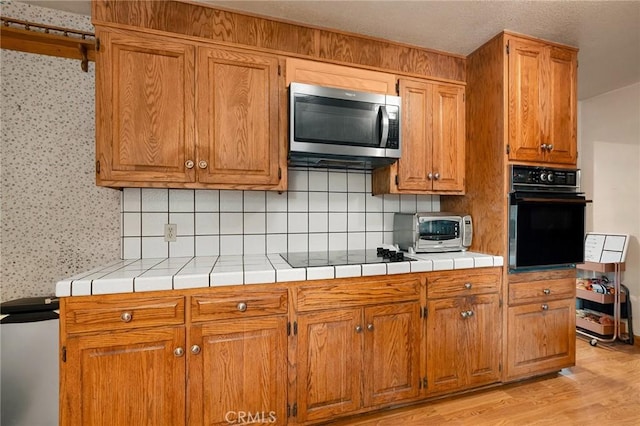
[379,105,390,148]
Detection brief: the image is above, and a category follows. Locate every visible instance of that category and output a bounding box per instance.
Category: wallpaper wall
[0,1,121,302]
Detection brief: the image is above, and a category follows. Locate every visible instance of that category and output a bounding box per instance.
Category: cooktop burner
[280,248,415,268]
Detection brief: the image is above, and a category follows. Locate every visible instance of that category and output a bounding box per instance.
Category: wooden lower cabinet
[295,301,421,424]
[61,327,186,426]
[506,298,576,380]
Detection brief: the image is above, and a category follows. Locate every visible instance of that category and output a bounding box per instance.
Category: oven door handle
[516,197,592,204]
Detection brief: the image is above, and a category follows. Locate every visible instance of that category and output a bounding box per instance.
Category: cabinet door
[196,47,283,189]
[506,298,576,380]
[426,297,466,393]
[507,38,545,163]
[62,327,186,426]
[432,84,465,192]
[188,316,287,426]
[95,29,196,185]
[296,309,362,423]
[396,78,433,191]
[465,294,501,387]
[545,46,577,165]
[363,302,421,407]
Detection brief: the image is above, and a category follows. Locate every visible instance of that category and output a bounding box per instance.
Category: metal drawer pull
[464,283,472,290]
[190,345,201,355]
[367,323,374,332]
[198,160,208,169]
[174,347,184,357]
[355,325,363,333]
[120,312,132,323]
[237,302,247,312]
[541,304,549,311]
[185,160,194,169]
[543,288,551,295]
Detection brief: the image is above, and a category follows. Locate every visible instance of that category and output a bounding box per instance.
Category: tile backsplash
[122,168,440,258]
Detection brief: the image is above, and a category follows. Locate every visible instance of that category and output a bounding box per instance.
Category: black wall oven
[509,166,590,271]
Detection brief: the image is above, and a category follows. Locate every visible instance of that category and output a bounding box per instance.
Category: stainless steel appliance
[393,212,473,253]
[509,165,590,271]
[289,82,401,169]
[280,248,414,268]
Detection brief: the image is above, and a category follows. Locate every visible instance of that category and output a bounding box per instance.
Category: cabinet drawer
[509,277,575,305]
[65,296,185,334]
[427,268,501,299]
[191,289,287,322]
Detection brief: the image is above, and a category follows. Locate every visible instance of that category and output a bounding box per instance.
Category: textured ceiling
[20,0,640,100]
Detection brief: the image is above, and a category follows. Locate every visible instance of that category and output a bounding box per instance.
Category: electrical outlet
[164,224,177,242]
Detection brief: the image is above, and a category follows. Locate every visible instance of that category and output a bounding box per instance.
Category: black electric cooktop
[280,248,415,268]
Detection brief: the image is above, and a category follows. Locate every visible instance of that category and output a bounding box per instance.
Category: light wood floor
[331,337,640,425]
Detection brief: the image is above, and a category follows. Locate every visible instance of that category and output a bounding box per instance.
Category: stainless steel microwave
[394,212,473,253]
[289,82,401,169]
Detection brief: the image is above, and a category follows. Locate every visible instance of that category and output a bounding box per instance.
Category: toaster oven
[394,213,473,253]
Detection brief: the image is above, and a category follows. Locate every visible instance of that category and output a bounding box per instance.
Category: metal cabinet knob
[461,311,469,318]
[467,310,474,317]
[367,323,374,332]
[543,288,551,295]
[120,312,132,323]
[547,144,554,151]
[174,347,184,357]
[185,160,194,169]
[190,345,201,355]
[355,325,363,333]
[237,302,247,312]
[541,304,549,311]
[198,160,208,169]
[434,172,440,180]
[464,282,472,290]
[541,143,549,150]
[427,172,433,180]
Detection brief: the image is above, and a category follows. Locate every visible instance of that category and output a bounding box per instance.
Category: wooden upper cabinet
[507,36,577,165]
[285,58,397,95]
[196,47,284,189]
[373,78,465,195]
[95,28,196,185]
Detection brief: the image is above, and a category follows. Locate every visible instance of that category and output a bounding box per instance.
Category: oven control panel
[511,166,580,190]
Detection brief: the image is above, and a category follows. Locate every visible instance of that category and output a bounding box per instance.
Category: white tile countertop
[55,252,504,297]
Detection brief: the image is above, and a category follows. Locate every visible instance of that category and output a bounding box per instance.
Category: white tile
[244,212,266,234]
[309,212,328,233]
[276,268,306,282]
[288,191,308,212]
[142,213,167,236]
[195,190,219,212]
[328,233,347,251]
[416,195,434,212]
[243,255,271,266]
[123,213,141,237]
[365,212,383,232]
[214,265,244,272]
[347,232,366,250]
[473,256,494,268]
[432,196,441,212]
[220,190,244,212]
[142,237,168,258]
[411,260,433,273]
[288,169,308,191]
[365,172,373,193]
[400,195,417,213]
[288,212,308,233]
[55,280,72,297]
[309,192,328,211]
[141,188,169,212]
[432,258,455,271]
[348,212,366,232]
[306,266,335,280]
[362,263,387,276]
[267,253,288,264]
[453,257,475,269]
[170,213,194,236]
[329,193,347,211]
[366,194,384,212]
[309,233,328,252]
[156,257,191,268]
[244,235,266,255]
[329,212,347,232]
[348,193,366,212]
[170,236,195,257]
[92,278,134,295]
[387,262,410,275]
[174,273,210,289]
[217,255,244,265]
[195,212,219,235]
[220,235,243,255]
[288,234,308,252]
[179,266,215,274]
[347,172,366,192]
[309,170,328,191]
[244,191,266,212]
[365,232,384,249]
[123,188,141,211]
[383,194,399,212]
[220,213,243,234]
[493,256,504,267]
[267,213,287,234]
[383,213,396,232]
[382,231,394,245]
[169,190,194,212]
[266,234,287,253]
[187,256,218,268]
[135,274,173,292]
[266,191,287,212]
[335,264,362,278]
[210,270,244,286]
[72,280,92,296]
[245,269,276,285]
[328,171,347,191]
[195,235,219,256]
